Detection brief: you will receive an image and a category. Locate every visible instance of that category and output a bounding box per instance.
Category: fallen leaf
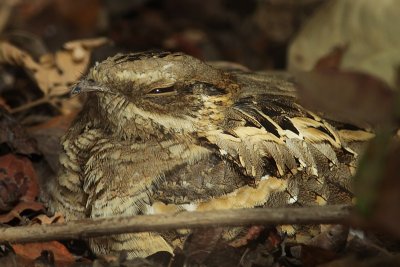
[292,70,395,126]
[0,108,39,156]
[346,235,391,258]
[299,244,337,267]
[31,212,65,225]
[32,250,55,267]
[183,227,223,264]
[34,37,110,97]
[229,226,264,248]
[288,0,400,125]
[289,0,400,89]
[306,225,349,252]
[0,154,43,223]
[28,112,78,172]
[12,241,75,262]
[238,244,275,267]
[0,37,109,103]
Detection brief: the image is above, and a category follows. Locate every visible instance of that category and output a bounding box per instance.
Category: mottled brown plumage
[48,51,373,258]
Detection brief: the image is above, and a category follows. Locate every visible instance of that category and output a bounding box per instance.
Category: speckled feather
[48,52,373,258]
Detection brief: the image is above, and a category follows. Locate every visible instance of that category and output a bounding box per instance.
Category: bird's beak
[70,80,111,96]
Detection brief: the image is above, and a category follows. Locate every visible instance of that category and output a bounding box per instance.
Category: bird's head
[72,52,239,140]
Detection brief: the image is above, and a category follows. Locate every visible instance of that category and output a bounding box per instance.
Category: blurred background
[0,0,323,70]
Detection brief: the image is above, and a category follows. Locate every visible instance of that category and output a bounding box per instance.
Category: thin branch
[0,205,351,244]
[10,96,50,114]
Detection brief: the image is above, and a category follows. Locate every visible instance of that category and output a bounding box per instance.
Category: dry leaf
[306,225,349,252]
[12,241,74,262]
[229,226,264,248]
[289,0,400,89]
[0,154,43,223]
[0,108,39,155]
[299,244,338,267]
[29,112,78,172]
[293,70,395,126]
[31,212,65,225]
[0,37,109,97]
[288,0,400,125]
[35,37,109,97]
[183,227,223,264]
[0,41,39,75]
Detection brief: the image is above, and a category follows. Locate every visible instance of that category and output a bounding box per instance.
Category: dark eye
[147,86,176,95]
[71,86,81,95]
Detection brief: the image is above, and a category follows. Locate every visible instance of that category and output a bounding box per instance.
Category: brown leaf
[0,41,39,69]
[229,226,265,248]
[31,212,65,225]
[289,0,400,89]
[28,112,78,173]
[288,0,400,126]
[12,241,75,262]
[0,154,43,223]
[346,235,391,258]
[293,70,395,126]
[0,108,39,155]
[306,225,349,252]
[183,227,223,264]
[0,37,109,98]
[299,244,337,267]
[34,37,110,97]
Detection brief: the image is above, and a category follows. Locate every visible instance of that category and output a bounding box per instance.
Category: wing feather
[205,73,373,180]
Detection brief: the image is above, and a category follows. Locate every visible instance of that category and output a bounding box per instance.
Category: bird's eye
[71,86,81,95]
[147,86,176,96]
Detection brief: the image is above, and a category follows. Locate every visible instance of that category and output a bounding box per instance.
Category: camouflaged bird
[48,51,374,258]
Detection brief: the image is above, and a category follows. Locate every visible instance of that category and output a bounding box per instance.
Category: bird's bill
[70,80,112,95]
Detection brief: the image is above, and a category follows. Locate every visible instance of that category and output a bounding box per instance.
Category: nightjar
[48,51,373,258]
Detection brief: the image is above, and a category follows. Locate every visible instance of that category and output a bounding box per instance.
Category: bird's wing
[205,72,374,180]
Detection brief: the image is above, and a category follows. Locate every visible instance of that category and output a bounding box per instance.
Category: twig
[10,96,50,114]
[0,205,351,244]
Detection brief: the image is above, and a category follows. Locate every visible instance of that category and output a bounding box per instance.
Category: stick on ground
[0,205,351,244]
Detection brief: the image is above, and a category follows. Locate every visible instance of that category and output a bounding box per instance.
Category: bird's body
[48,52,373,258]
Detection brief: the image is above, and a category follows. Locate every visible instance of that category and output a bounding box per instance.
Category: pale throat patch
[126,103,197,133]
